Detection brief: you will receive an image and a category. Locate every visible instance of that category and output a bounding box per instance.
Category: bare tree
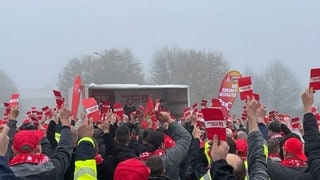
[150,47,230,103]
[58,49,145,99]
[0,70,18,114]
[251,60,301,116]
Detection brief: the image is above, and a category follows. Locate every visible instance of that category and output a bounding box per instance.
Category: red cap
[13,130,44,153]
[114,158,150,180]
[283,138,307,161]
[164,134,175,149]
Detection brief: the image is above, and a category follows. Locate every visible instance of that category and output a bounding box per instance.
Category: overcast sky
[1,0,319,90]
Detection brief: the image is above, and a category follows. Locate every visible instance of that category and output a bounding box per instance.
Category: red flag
[142,95,157,129]
[71,76,82,117]
[144,95,154,117]
[218,70,242,117]
[82,98,100,122]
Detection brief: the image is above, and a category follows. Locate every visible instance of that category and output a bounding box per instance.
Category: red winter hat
[13,130,44,153]
[114,158,150,180]
[164,134,175,149]
[283,138,307,161]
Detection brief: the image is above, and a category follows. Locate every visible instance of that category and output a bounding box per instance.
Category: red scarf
[139,149,165,160]
[281,157,307,168]
[9,153,50,166]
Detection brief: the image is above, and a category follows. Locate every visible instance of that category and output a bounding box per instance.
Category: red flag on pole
[141,95,157,129]
[144,95,154,117]
[71,76,82,117]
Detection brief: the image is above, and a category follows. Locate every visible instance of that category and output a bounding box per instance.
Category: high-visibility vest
[74,137,97,180]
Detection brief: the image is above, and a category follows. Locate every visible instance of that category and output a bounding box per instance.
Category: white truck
[72,83,190,119]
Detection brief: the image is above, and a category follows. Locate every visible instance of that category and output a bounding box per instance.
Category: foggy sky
[1,0,319,91]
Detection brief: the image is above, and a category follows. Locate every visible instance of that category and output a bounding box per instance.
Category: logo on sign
[239,85,252,92]
[205,120,226,128]
[310,76,320,83]
[86,105,99,114]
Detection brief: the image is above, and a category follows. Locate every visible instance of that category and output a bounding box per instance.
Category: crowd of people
[0,86,320,180]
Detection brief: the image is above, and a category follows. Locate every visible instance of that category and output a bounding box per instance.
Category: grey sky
[1,0,319,90]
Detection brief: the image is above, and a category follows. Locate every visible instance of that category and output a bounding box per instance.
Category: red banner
[71,76,82,117]
[218,70,242,117]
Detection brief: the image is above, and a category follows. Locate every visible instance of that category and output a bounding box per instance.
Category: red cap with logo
[13,130,44,153]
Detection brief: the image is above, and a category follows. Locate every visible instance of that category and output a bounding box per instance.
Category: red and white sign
[3,102,10,114]
[9,93,19,107]
[183,107,191,119]
[238,76,253,101]
[291,117,300,130]
[113,103,124,119]
[82,98,100,121]
[192,103,198,114]
[101,101,110,114]
[310,68,320,91]
[201,100,208,109]
[201,108,226,141]
[211,98,222,109]
[53,90,64,109]
[42,106,51,117]
[312,106,320,121]
[253,93,260,101]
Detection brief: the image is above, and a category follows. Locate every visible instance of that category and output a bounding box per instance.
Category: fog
[1,0,319,92]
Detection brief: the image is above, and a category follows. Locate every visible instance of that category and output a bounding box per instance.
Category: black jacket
[0,156,16,180]
[302,113,320,180]
[267,160,307,180]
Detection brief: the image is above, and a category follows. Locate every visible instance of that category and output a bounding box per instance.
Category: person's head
[226,153,246,180]
[147,131,164,152]
[268,122,281,137]
[142,129,154,144]
[146,155,166,176]
[19,119,36,131]
[114,158,150,180]
[126,98,133,106]
[12,130,44,154]
[226,128,233,138]
[226,137,237,154]
[115,125,131,146]
[236,131,248,140]
[283,138,307,161]
[268,138,280,155]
